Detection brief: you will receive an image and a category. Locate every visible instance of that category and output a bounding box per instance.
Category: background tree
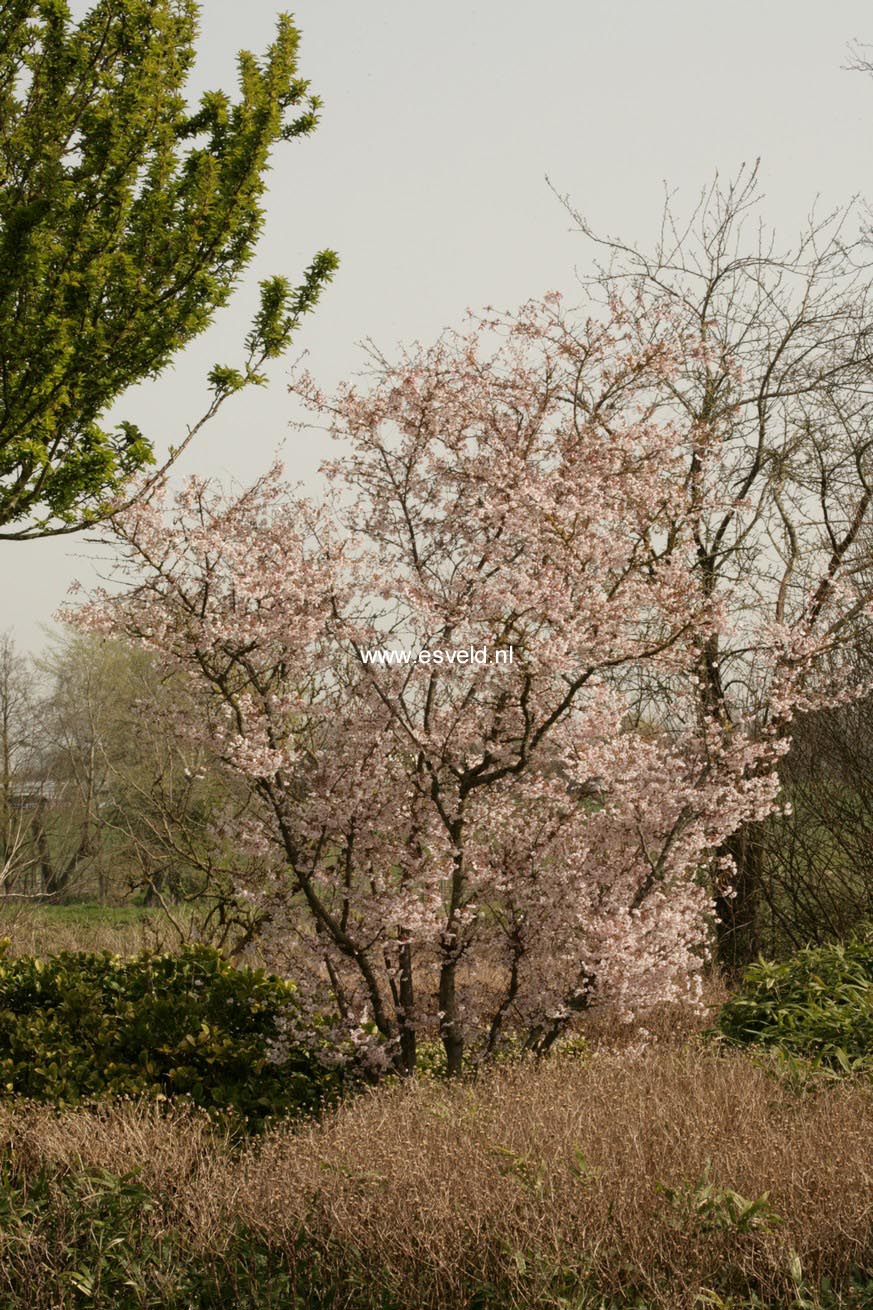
[0,0,337,539]
[80,636,270,948]
[558,168,873,967]
[0,627,259,946]
[27,631,125,900]
[0,634,40,892]
[753,641,873,954]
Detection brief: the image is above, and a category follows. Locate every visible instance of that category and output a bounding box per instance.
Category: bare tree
[556,166,873,966]
[0,635,41,894]
[755,693,873,953]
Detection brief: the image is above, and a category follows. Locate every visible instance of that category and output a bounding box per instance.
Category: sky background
[5,0,873,652]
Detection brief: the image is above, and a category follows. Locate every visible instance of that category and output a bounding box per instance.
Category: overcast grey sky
[5,0,873,651]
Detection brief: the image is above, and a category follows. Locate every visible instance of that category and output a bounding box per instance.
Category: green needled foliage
[0,0,338,538]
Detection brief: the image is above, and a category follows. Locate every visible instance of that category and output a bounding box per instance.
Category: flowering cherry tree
[68,296,860,1074]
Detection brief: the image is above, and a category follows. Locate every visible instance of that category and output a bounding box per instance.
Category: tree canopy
[69,296,863,1074]
[0,0,337,538]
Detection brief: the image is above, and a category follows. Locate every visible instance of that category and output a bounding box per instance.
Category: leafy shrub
[656,1159,782,1235]
[715,930,873,1071]
[0,1158,296,1309]
[0,944,343,1126]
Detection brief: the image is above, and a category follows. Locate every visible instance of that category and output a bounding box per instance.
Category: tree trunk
[438,949,463,1076]
[32,800,65,901]
[397,939,417,1074]
[714,825,762,973]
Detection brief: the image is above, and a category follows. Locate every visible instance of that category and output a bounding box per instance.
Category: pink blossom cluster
[67,297,861,1073]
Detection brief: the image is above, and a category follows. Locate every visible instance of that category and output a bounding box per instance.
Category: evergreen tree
[0,0,337,538]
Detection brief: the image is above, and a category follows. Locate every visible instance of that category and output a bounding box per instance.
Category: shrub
[0,944,343,1127]
[715,929,873,1071]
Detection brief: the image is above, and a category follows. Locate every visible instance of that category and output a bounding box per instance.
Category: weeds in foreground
[0,1047,869,1308]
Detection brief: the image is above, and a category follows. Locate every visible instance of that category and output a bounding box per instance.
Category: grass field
[0,900,193,958]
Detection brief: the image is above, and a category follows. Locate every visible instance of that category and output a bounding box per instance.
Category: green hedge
[0,944,342,1126]
[715,930,873,1071]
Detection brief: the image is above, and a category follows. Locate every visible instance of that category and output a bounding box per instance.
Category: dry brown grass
[579,971,730,1051]
[1,1046,871,1308]
[0,903,184,958]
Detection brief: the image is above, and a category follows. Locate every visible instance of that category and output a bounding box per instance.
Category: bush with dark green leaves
[0,944,342,1126]
[716,929,873,1072]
